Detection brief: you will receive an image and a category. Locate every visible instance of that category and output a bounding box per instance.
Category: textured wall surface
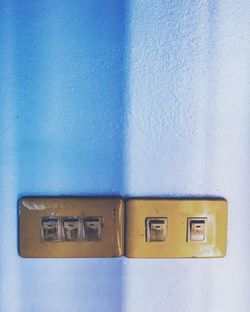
[0,1,126,311]
[0,0,250,311]
[125,1,250,312]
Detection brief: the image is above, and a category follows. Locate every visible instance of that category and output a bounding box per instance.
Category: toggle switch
[83,217,102,241]
[146,218,167,242]
[62,217,80,241]
[41,217,60,241]
[188,218,207,241]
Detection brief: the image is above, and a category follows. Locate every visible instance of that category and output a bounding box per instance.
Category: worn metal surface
[19,197,124,258]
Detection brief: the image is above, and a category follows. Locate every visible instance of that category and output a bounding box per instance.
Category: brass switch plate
[19,197,124,258]
[125,199,228,258]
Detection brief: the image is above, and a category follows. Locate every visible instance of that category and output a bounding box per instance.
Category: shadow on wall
[0,1,128,311]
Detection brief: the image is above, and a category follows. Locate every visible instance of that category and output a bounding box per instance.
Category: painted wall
[0,0,250,311]
[0,1,126,311]
[124,1,250,311]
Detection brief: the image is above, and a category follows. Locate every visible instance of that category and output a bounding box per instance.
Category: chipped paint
[22,200,46,211]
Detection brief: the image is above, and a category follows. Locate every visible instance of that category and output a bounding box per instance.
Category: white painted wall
[124,1,250,311]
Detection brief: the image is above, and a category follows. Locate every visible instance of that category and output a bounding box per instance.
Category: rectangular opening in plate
[187,218,207,242]
[41,217,61,241]
[83,217,102,241]
[62,217,81,241]
[146,217,167,242]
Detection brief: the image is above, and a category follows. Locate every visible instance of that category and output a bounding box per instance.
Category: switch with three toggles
[41,216,102,242]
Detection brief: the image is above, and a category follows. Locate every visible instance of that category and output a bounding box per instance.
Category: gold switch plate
[125,199,228,258]
[19,197,124,258]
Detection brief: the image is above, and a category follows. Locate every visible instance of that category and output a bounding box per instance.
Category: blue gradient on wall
[1,0,250,311]
[0,1,126,311]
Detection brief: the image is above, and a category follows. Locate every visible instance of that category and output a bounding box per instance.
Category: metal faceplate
[19,197,124,258]
[125,199,228,258]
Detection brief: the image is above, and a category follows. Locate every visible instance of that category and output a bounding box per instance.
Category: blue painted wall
[1,0,250,311]
[0,1,126,311]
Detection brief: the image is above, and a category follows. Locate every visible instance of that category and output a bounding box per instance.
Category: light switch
[83,217,102,241]
[188,218,207,241]
[125,199,228,258]
[146,218,167,242]
[19,197,124,258]
[62,217,80,241]
[41,217,61,241]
